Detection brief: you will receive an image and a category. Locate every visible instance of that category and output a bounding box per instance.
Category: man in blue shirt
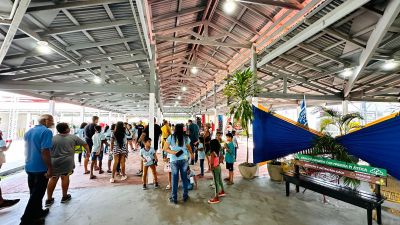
[20,114,54,225]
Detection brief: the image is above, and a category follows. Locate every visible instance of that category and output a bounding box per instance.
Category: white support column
[214,82,217,130]
[80,106,85,123]
[49,98,55,116]
[123,114,127,122]
[108,111,112,125]
[251,44,258,106]
[149,46,156,147]
[342,100,349,115]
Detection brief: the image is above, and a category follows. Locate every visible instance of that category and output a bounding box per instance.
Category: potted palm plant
[312,107,363,188]
[223,68,259,179]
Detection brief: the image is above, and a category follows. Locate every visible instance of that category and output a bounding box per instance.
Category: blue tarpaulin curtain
[252,106,319,163]
[337,115,400,180]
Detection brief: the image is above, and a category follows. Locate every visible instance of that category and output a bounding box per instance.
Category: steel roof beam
[155,35,251,49]
[0,81,149,94]
[152,6,205,22]
[26,0,127,13]
[66,37,139,51]
[42,19,134,36]
[1,55,148,80]
[0,0,31,66]
[257,0,370,68]
[344,0,400,97]
[236,0,303,10]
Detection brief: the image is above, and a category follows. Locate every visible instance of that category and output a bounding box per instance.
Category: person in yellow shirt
[161,120,172,149]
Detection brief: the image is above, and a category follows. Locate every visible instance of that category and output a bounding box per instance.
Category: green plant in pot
[312,107,363,189]
[223,68,258,179]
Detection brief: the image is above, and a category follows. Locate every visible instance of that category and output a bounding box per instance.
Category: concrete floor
[2,177,400,225]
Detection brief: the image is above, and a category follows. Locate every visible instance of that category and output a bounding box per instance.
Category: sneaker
[136,170,143,176]
[110,178,115,183]
[44,198,54,207]
[183,196,190,202]
[169,197,177,204]
[39,208,50,218]
[61,194,72,203]
[143,184,147,190]
[0,199,20,210]
[218,191,226,197]
[165,184,171,190]
[154,183,159,189]
[107,170,112,174]
[99,170,104,174]
[121,175,128,181]
[208,197,220,204]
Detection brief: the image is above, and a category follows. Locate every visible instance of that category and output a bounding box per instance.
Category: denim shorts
[91,151,103,161]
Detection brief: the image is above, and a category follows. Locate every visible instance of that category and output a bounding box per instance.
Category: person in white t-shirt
[0,130,20,210]
[90,125,108,179]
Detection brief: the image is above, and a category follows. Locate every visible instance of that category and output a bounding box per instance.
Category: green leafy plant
[223,68,259,165]
[312,107,364,189]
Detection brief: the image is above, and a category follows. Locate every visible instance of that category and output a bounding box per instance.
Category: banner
[253,105,320,163]
[295,154,387,176]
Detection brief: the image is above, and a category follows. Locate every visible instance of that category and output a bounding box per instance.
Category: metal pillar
[149,46,156,147]
[49,98,55,116]
[7,96,18,140]
[214,82,217,128]
[342,100,349,115]
[80,106,85,123]
[251,44,258,106]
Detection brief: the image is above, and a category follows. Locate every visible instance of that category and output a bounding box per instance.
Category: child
[187,166,198,190]
[232,130,239,161]
[224,133,236,185]
[140,137,159,190]
[90,125,108,179]
[46,123,89,206]
[107,124,115,174]
[198,136,206,177]
[208,139,225,204]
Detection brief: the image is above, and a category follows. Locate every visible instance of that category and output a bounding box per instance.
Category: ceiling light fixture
[182,86,187,91]
[341,68,353,78]
[223,0,237,15]
[190,67,198,74]
[382,59,398,70]
[93,76,102,84]
[178,96,182,100]
[36,41,52,54]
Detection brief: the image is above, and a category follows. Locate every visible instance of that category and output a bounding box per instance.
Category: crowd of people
[0,114,240,225]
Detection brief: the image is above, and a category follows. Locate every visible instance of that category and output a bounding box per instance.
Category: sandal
[83,171,90,175]
[90,175,97,179]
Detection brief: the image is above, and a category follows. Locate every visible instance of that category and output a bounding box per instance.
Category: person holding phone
[163,124,194,204]
[0,130,20,210]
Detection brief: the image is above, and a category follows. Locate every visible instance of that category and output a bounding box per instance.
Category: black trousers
[21,172,49,223]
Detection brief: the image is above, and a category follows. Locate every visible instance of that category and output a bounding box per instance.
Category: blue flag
[297,96,308,126]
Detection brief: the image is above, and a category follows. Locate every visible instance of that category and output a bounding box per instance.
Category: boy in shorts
[46,123,89,206]
[90,125,108,179]
[140,137,159,190]
[224,133,236,185]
